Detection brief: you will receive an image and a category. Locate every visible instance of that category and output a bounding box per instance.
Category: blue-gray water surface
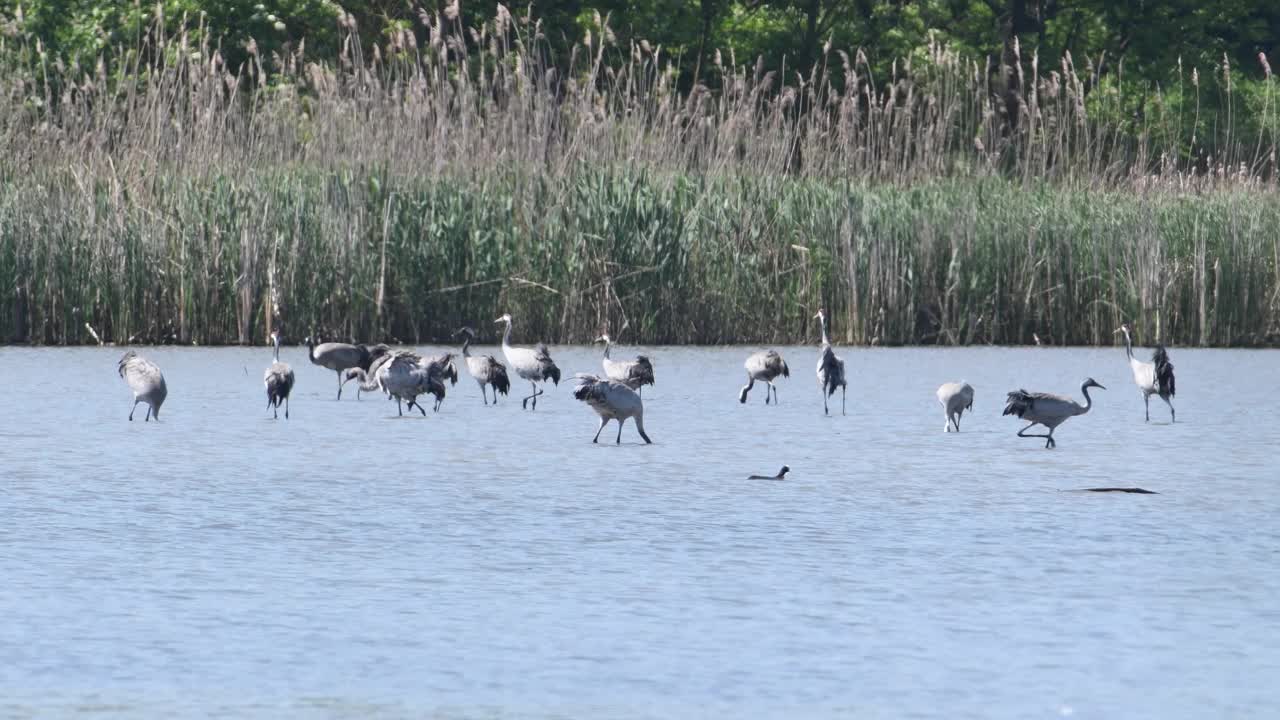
[3,344,1279,719]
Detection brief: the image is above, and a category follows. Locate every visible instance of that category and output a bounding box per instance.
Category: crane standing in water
[1115,324,1176,422]
[572,374,652,444]
[936,382,974,432]
[118,351,167,421]
[495,313,561,410]
[1003,379,1105,448]
[264,331,295,419]
[455,327,511,405]
[739,350,790,405]
[813,309,847,416]
[595,333,655,397]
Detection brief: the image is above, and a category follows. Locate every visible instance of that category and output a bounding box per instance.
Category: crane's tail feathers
[780,361,790,378]
[1153,346,1175,396]
[1003,389,1034,418]
[547,365,561,386]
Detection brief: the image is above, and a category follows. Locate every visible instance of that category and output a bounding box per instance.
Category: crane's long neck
[273,342,280,362]
[501,321,513,349]
[460,335,472,357]
[1079,382,1095,414]
[602,339,612,359]
[819,316,830,347]
[1121,328,1134,361]
[307,337,317,364]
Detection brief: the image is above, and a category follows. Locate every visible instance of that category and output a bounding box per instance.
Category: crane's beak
[1112,327,1123,334]
[494,317,503,323]
[1095,382,1107,390]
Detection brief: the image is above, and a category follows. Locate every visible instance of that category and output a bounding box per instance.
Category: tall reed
[1,9,1277,346]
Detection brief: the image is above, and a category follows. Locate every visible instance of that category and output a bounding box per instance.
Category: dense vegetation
[2,3,1279,346]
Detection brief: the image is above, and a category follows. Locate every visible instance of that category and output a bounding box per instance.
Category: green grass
[3,169,1277,346]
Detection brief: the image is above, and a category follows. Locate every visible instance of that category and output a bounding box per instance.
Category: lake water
[3,344,1279,718]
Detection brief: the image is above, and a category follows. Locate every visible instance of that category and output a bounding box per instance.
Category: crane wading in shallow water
[595,333,655,397]
[739,350,790,405]
[495,313,561,410]
[306,336,390,400]
[264,331,295,419]
[454,327,511,405]
[118,351,167,421]
[572,374,652,444]
[1002,379,1105,448]
[1115,324,1176,422]
[936,382,974,432]
[813,309,847,415]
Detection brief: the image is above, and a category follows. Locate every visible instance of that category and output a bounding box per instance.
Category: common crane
[739,350,789,404]
[495,313,561,410]
[813,309,847,415]
[306,336,390,400]
[118,351,167,421]
[1115,324,1176,422]
[936,382,974,432]
[264,330,295,419]
[1003,378,1105,448]
[747,466,790,480]
[572,373,652,444]
[454,327,510,405]
[595,333,655,397]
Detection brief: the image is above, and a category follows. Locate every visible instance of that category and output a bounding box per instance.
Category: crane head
[813,308,826,320]
[494,313,512,324]
[1083,377,1107,390]
[1114,323,1131,336]
[594,333,611,344]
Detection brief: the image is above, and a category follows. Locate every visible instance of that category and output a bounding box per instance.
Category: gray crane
[936,382,974,432]
[1003,378,1106,448]
[595,333,655,397]
[1115,324,1176,422]
[572,373,652,444]
[306,336,390,400]
[454,327,511,405]
[264,330,295,419]
[748,466,790,480]
[495,313,561,410]
[341,350,394,400]
[118,350,167,421]
[739,350,790,404]
[377,350,454,416]
[813,309,847,415]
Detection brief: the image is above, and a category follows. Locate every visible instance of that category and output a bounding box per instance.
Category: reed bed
[1,10,1278,346]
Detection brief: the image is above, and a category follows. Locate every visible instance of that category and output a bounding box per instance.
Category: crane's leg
[336,371,343,400]
[272,401,278,420]
[841,385,846,416]
[592,417,608,443]
[822,387,829,416]
[635,415,653,444]
[482,383,489,406]
[396,398,403,416]
[1164,396,1175,422]
[413,399,427,417]
[285,396,289,420]
[773,384,780,404]
[129,399,140,421]
[616,417,627,444]
[1144,394,1150,422]
[953,412,960,431]
[1017,422,1053,446]
[739,377,754,404]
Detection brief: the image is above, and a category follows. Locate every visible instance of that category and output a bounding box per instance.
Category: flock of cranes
[115,311,1178,450]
